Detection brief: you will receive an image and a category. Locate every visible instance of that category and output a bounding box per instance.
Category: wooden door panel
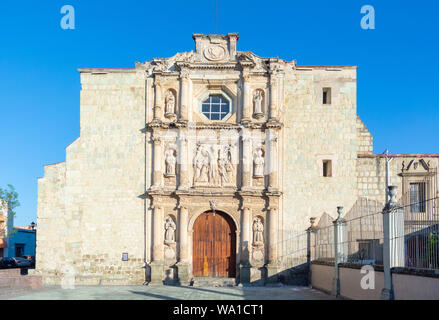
[193,211,235,278]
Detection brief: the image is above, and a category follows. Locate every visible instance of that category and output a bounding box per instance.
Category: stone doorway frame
[188,207,240,282]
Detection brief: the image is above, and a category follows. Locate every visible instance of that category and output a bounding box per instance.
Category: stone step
[192,277,237,287]
[0,274,42,290]
[0,268,26,276]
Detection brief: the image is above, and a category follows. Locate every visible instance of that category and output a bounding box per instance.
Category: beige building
[35,33,439,285]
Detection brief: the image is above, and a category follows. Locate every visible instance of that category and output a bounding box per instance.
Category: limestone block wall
[356,156,439,204]
[36,162,67,280]
[356,117,373,155]
[37,70,149,284]
[281,67,359,235]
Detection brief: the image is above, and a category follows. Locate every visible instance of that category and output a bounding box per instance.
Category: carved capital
[152,136,162,145]
[154,75,162,87]
[242,73,251,82]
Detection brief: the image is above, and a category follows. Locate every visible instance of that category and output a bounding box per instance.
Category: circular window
[201,95,230,120]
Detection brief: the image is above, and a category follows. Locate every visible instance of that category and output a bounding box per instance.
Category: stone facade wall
[35,33,439,286]
[356,156,439,204]
[281,67,359,234]
[36,72,148,285]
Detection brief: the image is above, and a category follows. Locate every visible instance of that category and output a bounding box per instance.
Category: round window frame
[198,91,233,122]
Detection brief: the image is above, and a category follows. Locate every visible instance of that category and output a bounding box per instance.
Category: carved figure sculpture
[253,217,264,245]
[218,145,233,184]
[253,90,263,116]
[194,144,210,183]
[164,216,176,243]
[253,147,265,177]
[165,146,177,176]
[165,90,175,115]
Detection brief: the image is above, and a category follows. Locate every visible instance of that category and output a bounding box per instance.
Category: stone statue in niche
[218,144,233,185]
[165,90,176,116]
[253,217,264,246]
[253,146,265,178]
[164,146,177,177]
[253,90,264,118]
[164,216,176,244]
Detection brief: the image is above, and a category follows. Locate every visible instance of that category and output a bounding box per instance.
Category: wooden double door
[193,211,236,278]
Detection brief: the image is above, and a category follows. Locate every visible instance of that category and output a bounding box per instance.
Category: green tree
[0,184,20,233]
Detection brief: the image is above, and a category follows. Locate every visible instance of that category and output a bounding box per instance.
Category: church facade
[35,34,439,285]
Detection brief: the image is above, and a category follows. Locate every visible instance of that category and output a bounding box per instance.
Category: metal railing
[277,230,308,269]
[399,196,439,269]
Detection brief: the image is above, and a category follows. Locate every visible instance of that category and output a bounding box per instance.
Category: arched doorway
[192,211,236,278]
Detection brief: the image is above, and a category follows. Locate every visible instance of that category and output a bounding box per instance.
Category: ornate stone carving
[209,200,218,212]
[218,144,233,184]
[252,248,264,263]
[253,217,264,246]
[193,144,215,184]
[164,216,176,244]
[203,45,227,61]
[253,145,265,178]
[193,143,236,187]
[164,145,177,177]
[253,89,264,119]
[164,90,176,118]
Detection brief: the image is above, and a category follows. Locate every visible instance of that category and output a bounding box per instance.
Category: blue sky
[0,0,438,226]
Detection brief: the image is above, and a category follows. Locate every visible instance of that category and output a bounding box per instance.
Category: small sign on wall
[122,253,129,261]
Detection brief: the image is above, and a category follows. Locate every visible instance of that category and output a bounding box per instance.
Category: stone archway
[192,210,237,278]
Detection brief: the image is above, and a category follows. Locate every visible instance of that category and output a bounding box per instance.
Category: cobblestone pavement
[6,285,335,300]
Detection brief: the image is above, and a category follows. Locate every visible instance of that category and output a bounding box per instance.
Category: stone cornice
[146,187,277,198]
[145,121,283,130]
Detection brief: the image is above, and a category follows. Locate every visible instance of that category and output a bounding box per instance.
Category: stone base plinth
[265,264,278,284]
[149,261,164,285]
[176,262,191,286]
[380,288,394,300]
[240,265,251,284]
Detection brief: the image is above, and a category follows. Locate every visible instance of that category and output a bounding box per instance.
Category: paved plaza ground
[3,285,335,300]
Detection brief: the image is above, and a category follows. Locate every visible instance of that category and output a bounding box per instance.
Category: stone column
[269,73,278,121]
[178,133,189,190]
[242,74,251,122]
[381,186,405,300]
[266,206,278,282]
[150,204,164,284]
[152,134,162,189]
[180,73,189,121]
[154,76,162,121]
[176,205,190,284]
[240,206,251,283]
[267,130,278,192]
[241,130,251,191]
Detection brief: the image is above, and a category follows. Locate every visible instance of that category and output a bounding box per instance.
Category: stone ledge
[391,267,439,279]
[310,260,335,267]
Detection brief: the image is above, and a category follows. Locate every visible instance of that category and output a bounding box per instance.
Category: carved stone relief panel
[192,129,239,188]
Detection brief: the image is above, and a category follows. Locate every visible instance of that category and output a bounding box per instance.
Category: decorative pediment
[401,159,432,173]
[135,33,286,74]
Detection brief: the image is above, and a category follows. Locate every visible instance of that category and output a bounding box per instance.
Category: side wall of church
[36,71,150,284]
[36,162,67,282]
[281,68,359,233]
